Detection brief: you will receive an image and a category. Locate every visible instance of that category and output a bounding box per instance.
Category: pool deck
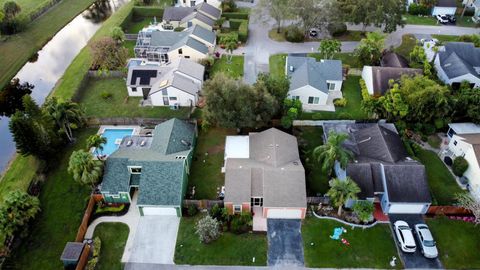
[91,125,141,159]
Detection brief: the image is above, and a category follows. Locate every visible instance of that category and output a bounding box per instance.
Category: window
[169,97,178,101]
[250,197,263,206]
[291,96,300,100]
[327,82,335,91]
[233,205,242,213]
[111,194,120,199]
[178,48,183,55]
[308,96,319,104]
[129,166,142,174]
[185,56,190,59]
[132,87,137,92]
[454,140,457,146]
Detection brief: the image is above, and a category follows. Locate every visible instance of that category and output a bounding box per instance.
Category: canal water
[0,0,129,174]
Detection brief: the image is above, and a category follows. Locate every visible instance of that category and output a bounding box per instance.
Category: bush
[311,112,323,120]
[238,20,248,43]
[100,91,113,100]
[174,27,185,32]
[281,115,293,129]
[86,257,98,270]
[222,12,249,20]
[217,32,238,44]
[353,201,374,223]
[285,25,304,43]
[287,107,298,119]
[198,56,215,68]
[86,237,101,270]
[221,0,237,12]
[333,98,347,107]
[187,204,198,216]
[230,212,252,234]
[195,215,221,243]
[0,14,29,35]
[327,22,347,37]
[452,157,469,177]
[408,4,430,15]
[229,19,244,30]
[209,204,223,221]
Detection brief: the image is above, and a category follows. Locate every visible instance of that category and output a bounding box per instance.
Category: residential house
[176,0,221,8]
[285,55,343,112]
[223,128,307,231]
[100,119,196,216]
[163,2,221,31]
[444,123,480,192]
[464,0,480,22]
[434,42,480,89]
[323,122,432,214]
[407,0,457,15]
[126,58,205,107]
[362,52,422,96]
[134,24,216,63]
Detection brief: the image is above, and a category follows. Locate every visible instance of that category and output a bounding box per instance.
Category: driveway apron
[389,214,443,269]
[267,219,304,266]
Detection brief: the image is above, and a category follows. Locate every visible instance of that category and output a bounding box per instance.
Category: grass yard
[427,135,442,149]
[210,56,244,79]
[269,53,287,80]
[403,14,438,26]
[332,31,365,41]
[294,126,330,195]
[188,127,236,199]
[93,222,130,270]
[309,52,361,68]
[415,149,465,205]
[302,218,401,268]
[268,28,364,42]
[0,0,97,90]
[0,155,40,202]
[138,0,173,7]
[123,16,154,33]
[78,78,190,118]
[300,76,369,120]
[394,34,417,59]
[124,40,136,58]
[432,34,460,43]
[0,0,56,17]
[10,128,96,269]
[427,217,480,269]
[174,215,267,266]
[268,28,286,42]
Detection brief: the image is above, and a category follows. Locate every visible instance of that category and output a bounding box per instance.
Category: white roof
[225,136,249,160]
[448,123,480,134]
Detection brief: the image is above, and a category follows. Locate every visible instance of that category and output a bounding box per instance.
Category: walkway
[85,192,140,263]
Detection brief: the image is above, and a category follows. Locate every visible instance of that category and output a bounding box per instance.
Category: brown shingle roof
[371,67,422,96]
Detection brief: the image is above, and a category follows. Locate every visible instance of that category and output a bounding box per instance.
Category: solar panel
[131,70,158,85]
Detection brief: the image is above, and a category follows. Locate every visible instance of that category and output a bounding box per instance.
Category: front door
[251,197,263,207]
[163,97,169,106]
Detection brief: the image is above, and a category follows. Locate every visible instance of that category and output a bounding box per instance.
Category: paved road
[389,214,443,269]
[267,219,305,266]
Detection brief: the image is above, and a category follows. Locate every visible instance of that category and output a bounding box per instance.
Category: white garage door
[142,207,178,216]
[266,208,302,219]
[432,7,456,15]
[388,204,426,214]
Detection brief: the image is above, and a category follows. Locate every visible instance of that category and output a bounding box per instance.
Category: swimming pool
[95,128,134,156]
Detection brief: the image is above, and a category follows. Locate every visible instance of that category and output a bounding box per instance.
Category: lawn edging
[311,207,387,229]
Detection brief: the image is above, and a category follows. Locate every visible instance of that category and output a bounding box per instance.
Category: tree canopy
[327,177,360,216]
[68,150,103,187]
[0,191,40,240]
[0,78,33,117]
[354,32,385,66]
[313,131,353,176]
[318,39,342,59]
[90,37,128,70]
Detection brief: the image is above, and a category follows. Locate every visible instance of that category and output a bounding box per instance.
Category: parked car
[394,221,416,253]
[436,14,449,24]
[446,14,456,23]
[414,224,439,259]
[309,29,319,37]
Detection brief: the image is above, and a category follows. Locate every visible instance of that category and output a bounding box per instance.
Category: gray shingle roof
[100,119,195,206]
[436,0,457,7]
[286,56,342,94]
[193,12,215,26]
[185,37,209,54]
[438,42,480,79]
[191,24,216,44]
[163,6,194,22]
[383,163,431,203]
[195,2,221,19]
[381,52,410,68]
[150,31,190,47]
[178,58,205,80]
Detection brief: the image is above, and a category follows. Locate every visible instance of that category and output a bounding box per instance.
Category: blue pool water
[96,129,134,156]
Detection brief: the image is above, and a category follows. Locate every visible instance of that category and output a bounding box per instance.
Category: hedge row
[217,32,239,43]
[229,19,247,30]
[222,12,249,20]
[132,6,164,17]
[238,20,248,43]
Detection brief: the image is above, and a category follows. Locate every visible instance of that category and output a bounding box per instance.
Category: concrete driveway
[127,215,180,265]
[389,214,443,269]
[267,219,304,266]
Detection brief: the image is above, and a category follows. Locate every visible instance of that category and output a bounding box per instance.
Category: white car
[436,14,449,24]
[394,221,416,253]
[414,224,438,259]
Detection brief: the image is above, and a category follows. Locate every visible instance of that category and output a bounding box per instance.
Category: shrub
[100,91,113,100]
[281,115,293,129]
[408,4,430,15]
[174,27,185,32]
[229,19,244,30]
[222,12,249,20]
[92,237,101,257]
[86,257,98,270]
[452,157,469,177]
[217,32,238,44]
[195,215,221,243]
[187,204,198,216]
[221,0,237,12]
[209,204,223,221]
[230,212,252,234]
[327,22,347,37]
[311,112,323,120]
[333,98,347,107]
[238,20,248,43]
[198,56,215,68]
[287,107,298,119]
[353,201,374,223]
[285,25,304,43]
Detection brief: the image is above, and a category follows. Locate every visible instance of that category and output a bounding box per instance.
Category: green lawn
[0,0,56,17]
[78,78,190,118]
[294,126,330,195]
[10,128,95,269]
[188,127,236,199]
[138,0,173,7]
[427,217,480,269]
[394,34,417,59]
[0,0,97,90]
[93,222,129,270]
[415,149,465,205]
[268,28,364,42]
[210,56,244,79]
[0,155,39,202]
[124,40,136,58]
[300,76,369,120]
[432,34,460,43]
[302,218,401,268]
[123,16,154,33]
[403,14,438,26]
[174,215,267,266]
[269,53,287,80]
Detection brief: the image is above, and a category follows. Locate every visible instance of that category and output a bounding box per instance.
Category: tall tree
[3,1,21,19]
[313,131,353,175]
[379,83,409,121]
[291,0,340,33]
[0,191,40,240]
[44,97,85,143]
[9,95,61,160]
[354,32,385,65]
[0,78,33,117]
[318,39,341,59]
[326,177,360,216]
[68,150,103,188]
[89,37,128,70]
[254,73,290,115]
[220,35,237,64]
[86,134,107,160]
[454,84,480,123]
[256,0,292,33]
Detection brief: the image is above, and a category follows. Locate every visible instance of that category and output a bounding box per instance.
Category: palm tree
[68,150,103,188]
[220,36,237,64]
[313,131,353,176]
[86,134,107,160]
[44,97,85,143]
[327,177,360,216]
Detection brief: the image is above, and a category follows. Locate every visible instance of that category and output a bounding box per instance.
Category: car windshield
[424,240,435,247]
[406,245,416,249]
[399,226,410,230]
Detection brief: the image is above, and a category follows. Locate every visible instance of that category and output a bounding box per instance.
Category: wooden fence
[75,194,102,242]
[75,244,91,270]
[183,200,223,210]
[427,206,472,216]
